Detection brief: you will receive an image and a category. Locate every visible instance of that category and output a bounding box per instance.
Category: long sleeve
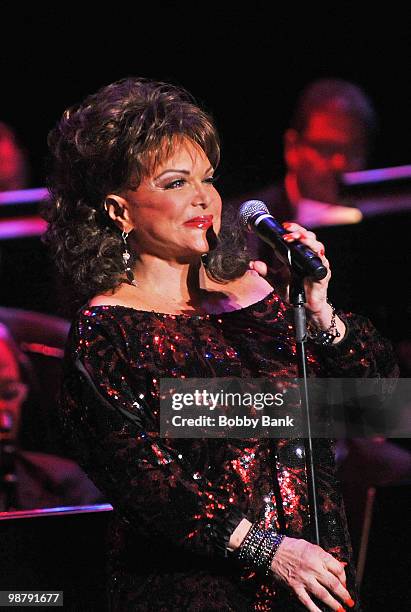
[59,312,248,561]
[309,311,399,379]
[57,297,398,610]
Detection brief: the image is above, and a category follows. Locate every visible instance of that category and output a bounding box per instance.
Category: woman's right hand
[271,536,355,611]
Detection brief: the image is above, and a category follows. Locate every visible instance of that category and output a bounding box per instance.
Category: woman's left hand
[281,222,330,316]
[250,222,345,341]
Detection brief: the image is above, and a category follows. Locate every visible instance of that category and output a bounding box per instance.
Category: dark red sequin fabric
[60,291,397,611]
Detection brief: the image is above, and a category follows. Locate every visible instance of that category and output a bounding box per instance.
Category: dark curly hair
[42,77,249,303]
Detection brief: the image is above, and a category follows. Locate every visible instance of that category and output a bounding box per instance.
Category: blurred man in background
[233,78,377,236]
[280,78,376,217]
[236,78,377,287]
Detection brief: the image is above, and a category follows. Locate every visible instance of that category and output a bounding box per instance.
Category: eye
[203,175,218,185]
[164,178,187,190]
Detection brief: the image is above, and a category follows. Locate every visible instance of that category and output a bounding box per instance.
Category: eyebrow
[154,166,213,180]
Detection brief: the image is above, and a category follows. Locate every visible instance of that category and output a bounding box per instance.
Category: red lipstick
[184,215,213,229]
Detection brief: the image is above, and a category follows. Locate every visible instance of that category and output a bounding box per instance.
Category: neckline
[83,289,277,320]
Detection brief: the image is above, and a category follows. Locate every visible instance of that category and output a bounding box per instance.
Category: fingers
[283,221,311,233]
[296,572,354,612]
[294,586,323,612]
[315,574,353,609]
[271,537,355,611]
[249,260,268,277]
[282,222,326,259]
[324,555,347,585]
[282,223,332,299]
[315,553,354,610]
[294,582,354,612]
[306,578,352,611]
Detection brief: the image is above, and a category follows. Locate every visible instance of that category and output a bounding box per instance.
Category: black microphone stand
[289,274,320,545]
[239,201,326,544]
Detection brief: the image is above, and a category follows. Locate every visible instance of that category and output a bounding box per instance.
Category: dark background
[0,8,410,610]
[1,4,409,198]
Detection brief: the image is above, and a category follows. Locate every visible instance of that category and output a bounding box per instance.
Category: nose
[191,182,211,208]
[329,152,348,171]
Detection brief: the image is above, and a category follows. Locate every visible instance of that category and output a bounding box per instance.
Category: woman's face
[123,138,222,262]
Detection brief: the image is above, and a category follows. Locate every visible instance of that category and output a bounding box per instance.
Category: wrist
[270,534,290,573]
[234,521,285,575]
[307,301,346,346]
[308,301,333,327]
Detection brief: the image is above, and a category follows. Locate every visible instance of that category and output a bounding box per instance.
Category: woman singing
[43,77,397,611]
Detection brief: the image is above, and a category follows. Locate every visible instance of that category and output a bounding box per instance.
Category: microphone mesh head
[238,200,269,229]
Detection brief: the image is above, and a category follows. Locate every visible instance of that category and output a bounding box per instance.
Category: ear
[104,194,134,233]
[284,129,300,169]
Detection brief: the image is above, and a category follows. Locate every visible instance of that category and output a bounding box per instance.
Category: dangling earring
[122,231,137,287]
[201,253,209,268]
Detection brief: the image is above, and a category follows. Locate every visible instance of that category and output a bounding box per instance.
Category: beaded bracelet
[236,522,263,563]
[307,301,341,346]
[253,531,285,575]
[236,522,285,576]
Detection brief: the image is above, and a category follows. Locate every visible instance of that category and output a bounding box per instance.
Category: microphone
[239,200,327,280]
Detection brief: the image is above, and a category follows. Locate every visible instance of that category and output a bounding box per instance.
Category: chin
[190,233,215,254]
[190,241,211,256]
[170,242,208,263]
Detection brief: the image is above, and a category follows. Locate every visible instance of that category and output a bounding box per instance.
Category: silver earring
[122,231,137,287]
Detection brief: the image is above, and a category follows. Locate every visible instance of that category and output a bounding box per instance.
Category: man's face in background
[285,104,368,204]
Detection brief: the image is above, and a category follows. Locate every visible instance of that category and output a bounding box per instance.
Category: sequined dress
[60,291,397,611]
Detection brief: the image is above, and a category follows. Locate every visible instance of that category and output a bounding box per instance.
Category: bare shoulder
[230,269,274,303]
[233,269,272,292]
[87,272,276,314]
[204,269,274,311]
